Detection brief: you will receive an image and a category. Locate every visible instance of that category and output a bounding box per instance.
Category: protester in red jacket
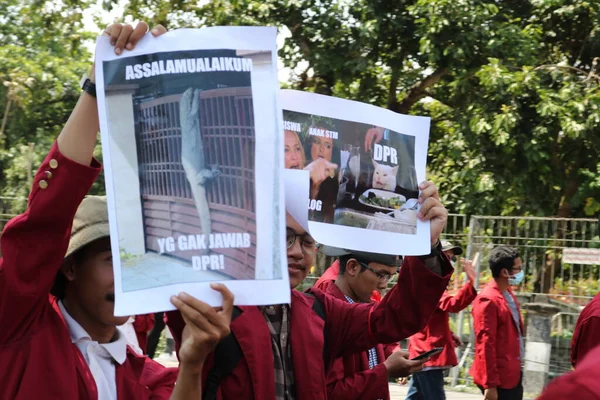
[470,246,525,400]
[133,314,156,354]
[0,22,234,400]
[537,344,600,399]
[167,179,454,400]
[315,259,382,302]
[406,243,478,400]
[318,249,422,400]
[571,292,600,368]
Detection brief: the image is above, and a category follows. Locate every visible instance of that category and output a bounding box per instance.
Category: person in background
[318,248,422,400]
[133,314,156,354]
[147,312,167,359]
[470,246,524,400]
[570,291,600,368]
[536,344,600,399]
[405,241,478,400]
[314,259,382,302]
[0,22,234,400]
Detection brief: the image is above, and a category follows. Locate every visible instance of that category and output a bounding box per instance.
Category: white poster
[281,90,431,255]
[95,27,289,316]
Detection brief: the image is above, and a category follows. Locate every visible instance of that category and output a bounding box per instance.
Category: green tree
[0,0,104,217]
[110,0,600,218]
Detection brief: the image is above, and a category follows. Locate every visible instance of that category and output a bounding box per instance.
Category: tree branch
[394,67,449,114]
[386,65,401,111]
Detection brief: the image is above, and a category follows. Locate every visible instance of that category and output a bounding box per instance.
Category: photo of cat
[372,160,399,191]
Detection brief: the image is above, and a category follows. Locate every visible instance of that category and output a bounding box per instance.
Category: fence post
[450,215,478,387]
[522,299,560,395]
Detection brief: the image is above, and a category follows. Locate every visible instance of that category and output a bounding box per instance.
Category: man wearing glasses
[471,246,525,400]
[317,246,428,400]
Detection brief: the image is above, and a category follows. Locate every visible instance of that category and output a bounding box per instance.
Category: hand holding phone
[410,347,444,361]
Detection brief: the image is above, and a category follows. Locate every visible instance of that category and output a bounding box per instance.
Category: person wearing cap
[405,241,478,400]
[441,240,463,263]
[317,248,423,400]
[167,177,454,399]
[0,22,235,400]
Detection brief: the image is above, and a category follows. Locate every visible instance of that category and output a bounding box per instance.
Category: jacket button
[39,180,48,189]
[49,159,58,169]
[45,171,53,179]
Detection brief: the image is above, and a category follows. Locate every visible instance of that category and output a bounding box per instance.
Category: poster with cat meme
[281,90,432,255]
[95,27,289,316]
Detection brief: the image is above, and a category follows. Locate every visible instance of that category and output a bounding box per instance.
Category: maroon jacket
[167,255,453,400]
[320,279,399,400]
[409,282,477,367]
[133,314,156,354]
[571,292,600,368]
[0,144,178,399]
[538,344,600,399]
[470,280,524,390]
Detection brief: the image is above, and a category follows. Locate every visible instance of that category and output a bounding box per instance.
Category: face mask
[509,270,524,285]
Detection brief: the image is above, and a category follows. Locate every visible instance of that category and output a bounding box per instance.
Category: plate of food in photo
[359,189,406,211]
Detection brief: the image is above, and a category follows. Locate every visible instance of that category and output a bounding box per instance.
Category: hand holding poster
[282,90,431,255]
[95,27,289,316]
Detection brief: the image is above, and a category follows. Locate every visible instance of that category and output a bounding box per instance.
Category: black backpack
[203,293,327,400]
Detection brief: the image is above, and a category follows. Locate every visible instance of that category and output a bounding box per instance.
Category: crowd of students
[1,20,599,400]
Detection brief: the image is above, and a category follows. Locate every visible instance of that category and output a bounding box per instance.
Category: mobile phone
[411,347,444,361]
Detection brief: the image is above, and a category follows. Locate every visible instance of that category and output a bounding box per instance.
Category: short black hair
[489,246,520,278]
[51,247,86,299]
[339,254,367,275]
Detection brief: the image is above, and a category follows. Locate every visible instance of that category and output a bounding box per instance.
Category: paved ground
[390,383,484,399]
[121,253,231,291]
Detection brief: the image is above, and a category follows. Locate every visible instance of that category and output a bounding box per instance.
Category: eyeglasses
[358,261,398,283]
[286,228,317,255]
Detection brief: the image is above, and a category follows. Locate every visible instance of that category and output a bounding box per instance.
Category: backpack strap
[203,306,243,400]
[303,292,328,364]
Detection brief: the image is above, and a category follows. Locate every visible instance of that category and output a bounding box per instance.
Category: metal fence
[449,215,599,388]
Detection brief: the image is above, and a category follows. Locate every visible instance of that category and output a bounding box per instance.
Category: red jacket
[408,282,477,367]
[0,144,178,400]
[315,259,382,302]
[167,255,453,400]
[538,344,600,400]
[320,279,399,400]
[470,280,524,390]
[134,314,156,354]
[571,292,600,368]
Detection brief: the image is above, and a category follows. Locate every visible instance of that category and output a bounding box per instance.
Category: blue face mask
[509,270,524,285]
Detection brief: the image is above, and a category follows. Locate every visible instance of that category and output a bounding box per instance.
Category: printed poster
[95,27,289,316]
[281,90,432,255]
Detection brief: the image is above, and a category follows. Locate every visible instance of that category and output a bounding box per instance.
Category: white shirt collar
[58,300,128,365]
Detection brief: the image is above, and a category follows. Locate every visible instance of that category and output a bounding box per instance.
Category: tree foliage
[0,0,103,214]
[1,0,599,219]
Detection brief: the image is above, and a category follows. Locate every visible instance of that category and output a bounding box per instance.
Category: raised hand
[417,181,448,246]
[170,283,234,366]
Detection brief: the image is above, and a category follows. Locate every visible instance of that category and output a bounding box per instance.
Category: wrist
[179,359,204,376]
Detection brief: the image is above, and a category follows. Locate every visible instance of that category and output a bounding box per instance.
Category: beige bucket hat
[65,195,110,258]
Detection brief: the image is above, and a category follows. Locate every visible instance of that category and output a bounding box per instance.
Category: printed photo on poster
[281,90,431,255]
[96,28,289,315]
[284,112,419,234]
